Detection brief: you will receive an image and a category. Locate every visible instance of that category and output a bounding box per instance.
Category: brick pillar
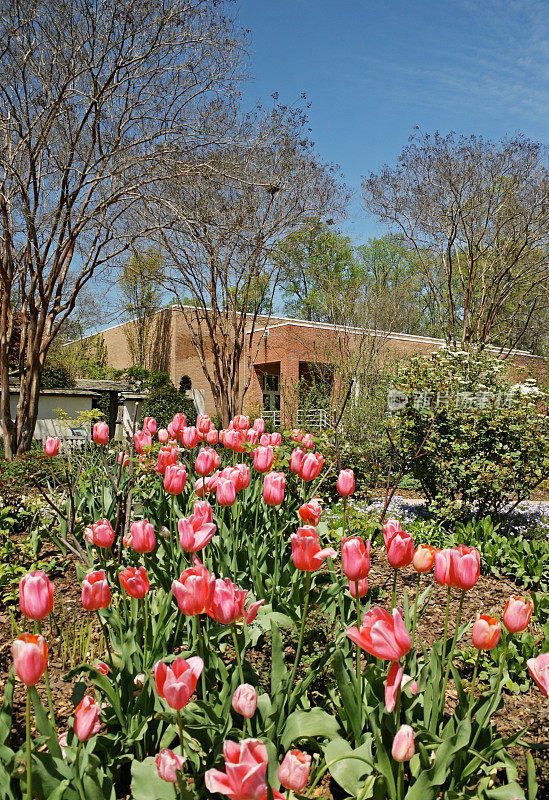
[280,356,299,428]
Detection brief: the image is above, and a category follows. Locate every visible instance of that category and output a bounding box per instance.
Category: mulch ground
[0,530,547,797]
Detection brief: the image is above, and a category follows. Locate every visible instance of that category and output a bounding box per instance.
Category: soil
[1,531,547,798]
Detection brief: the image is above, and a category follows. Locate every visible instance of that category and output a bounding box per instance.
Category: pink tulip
[19,570,54,621]
[119,566,150,599]
[93,421,109,445]
[253,418,265,434]
[134,429,152,453]
[206,428,219,445]
[385,661,403,712]
[224,429,246,453]
[58,731,68,758]
[128,519,156,553]
[74,695,101,741]
[44,436,60,457]
[156,444,178,475]
[260,432,282,447]
[253,445,274,474]
[383,518,404,547]
[195,447,216,477]
[178,506,216,552]
[289,447,306,475]
[349,578,368,598]
[392,725,415,762]
[291,428,303,442]
[291,526,337,572]
[413,544,436,572]
[172,560,211,616]
[167,422,177,438]
[206,578,264,625]
[278,749,312,793]
[232,684,258,718]
[434,546,480,590]
[181,426,199,449]
[12,633,48,686]
[156,749,186,783]
[503,595,534,633]
[81,570,111,610]
[402,674,418,695]
[527,653,549,698]
[224,463,250,492]
[472,614,501,650]
[154,656,203,709]
[196,414,211,434]
[298,452,323,481]
[347,606,411,661]
[301,433,314,449]
[298,499,322,526]
[85,518,115,548]
[386,530,414,569]
[143,416,157,435]
[172,413,187,434]
[118,451,129,467]
[337,469,355,497]
[263,471,286,505]
[164,464,187,495]
[232,415,250,431]
[205,739,268,800]
[217,477,236,507]
[158,428,169,443]
[341,537,371,581]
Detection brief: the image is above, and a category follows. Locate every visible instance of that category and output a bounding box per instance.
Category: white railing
[261,410,281,427]
[296,408,331,429]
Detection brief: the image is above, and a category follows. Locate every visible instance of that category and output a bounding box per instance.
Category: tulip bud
[12,633,48,686]
[337,469,355,497]
[298,452,323,481]
[232,684,258,718]
[503,595,533,633]
[143,416,157,435]
[181,426,199,449]
[386,530,414,569]
[81,570,111,611]
[158,428,169,443]
[44,436,60,457]
[129,519,156,553]
[278,749,311,792]
[253,418,265,434]
[92,421,109,445]
[156,749,186,783]
[341,537,370,581]
[253,445,274,474]
[413,544,436,572]
[392,725,415,762]
[472,614,501,650]
[164,464,187,495]
[263,471,286,505]
[119,566,150,599]
[134,429,152,454]
[74,696,101,741]
[19,570,54,621]
[216,477,236,507]
[349,578,368,598]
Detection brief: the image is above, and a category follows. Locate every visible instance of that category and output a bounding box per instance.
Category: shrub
[41,364,76,389]
[139,384,195,429]
[389,346,549,521]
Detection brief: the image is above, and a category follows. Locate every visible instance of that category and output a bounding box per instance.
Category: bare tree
[151,102,348,426]
[362,131,549,351]
[0,0,243,457]
[118,248,165,368]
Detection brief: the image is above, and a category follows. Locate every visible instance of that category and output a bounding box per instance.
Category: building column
[280,356,299,428]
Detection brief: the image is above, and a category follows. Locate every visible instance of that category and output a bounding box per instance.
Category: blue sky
[237,0,549,243]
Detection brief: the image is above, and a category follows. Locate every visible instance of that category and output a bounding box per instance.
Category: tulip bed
[1,413,547,800]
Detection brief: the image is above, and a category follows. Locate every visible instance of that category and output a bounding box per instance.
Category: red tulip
[74,695,101,741]
[347,606,411,661]
[44,436,60,457]
[472,614,501,650]
[128,519,156,553]
[12,633,48,686]
[227,463,250,492]
[341,537,371,581]
[224,429,246,453]
[96,661,109,675]
[118,451,129,467]
[134,429,152,453]
[81,570,111,610]
[413,544,436,572]
[263,471,286,505]
[232,684,258,718]
[119,566,150,599]
[392,725,415,762]
[19,570,54,621]
[206,578,264,625]
[298,499,322,526]
[503,595,534,633]
[156,749,186,783]
[253,445,274,474]
[205,739,268,800]
[85,518,115,548]
[93,421,109,445]
[143,416,157,435]
[298,452,323,482]
[172,559,210,616]
[196,414,211,434]
[291,526,337,572]
[232,415,250,431]
[278,749,312,792]
[386,529,414,569]
[154,656,203,709]
[527,653,549,697]
[301,433,314,449]
[164,464,187,495]
[337,469,355,497]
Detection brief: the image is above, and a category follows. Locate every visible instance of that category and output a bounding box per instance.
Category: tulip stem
[25,688,32,800]
[397,762,404,800]
[96,612,115,672]
[468,648,482,716]
[439,589,465,723]
[354,581,362,736]
[251,491,261,595]
[75,741,86,800]
[411,573,421,648]
[170,495,176,562]
[469,637,508,751]
[37,620,57,737]
[195,615,207,699]
[390,569,398,611]
[287,571,311,703]
[231,624,245,684]
[143,594,148,672]
[176,710,185,753]
[441,586,451,661]
[270,510,279,606]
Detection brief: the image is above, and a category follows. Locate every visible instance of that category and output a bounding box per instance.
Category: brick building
[98,306,546,426]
